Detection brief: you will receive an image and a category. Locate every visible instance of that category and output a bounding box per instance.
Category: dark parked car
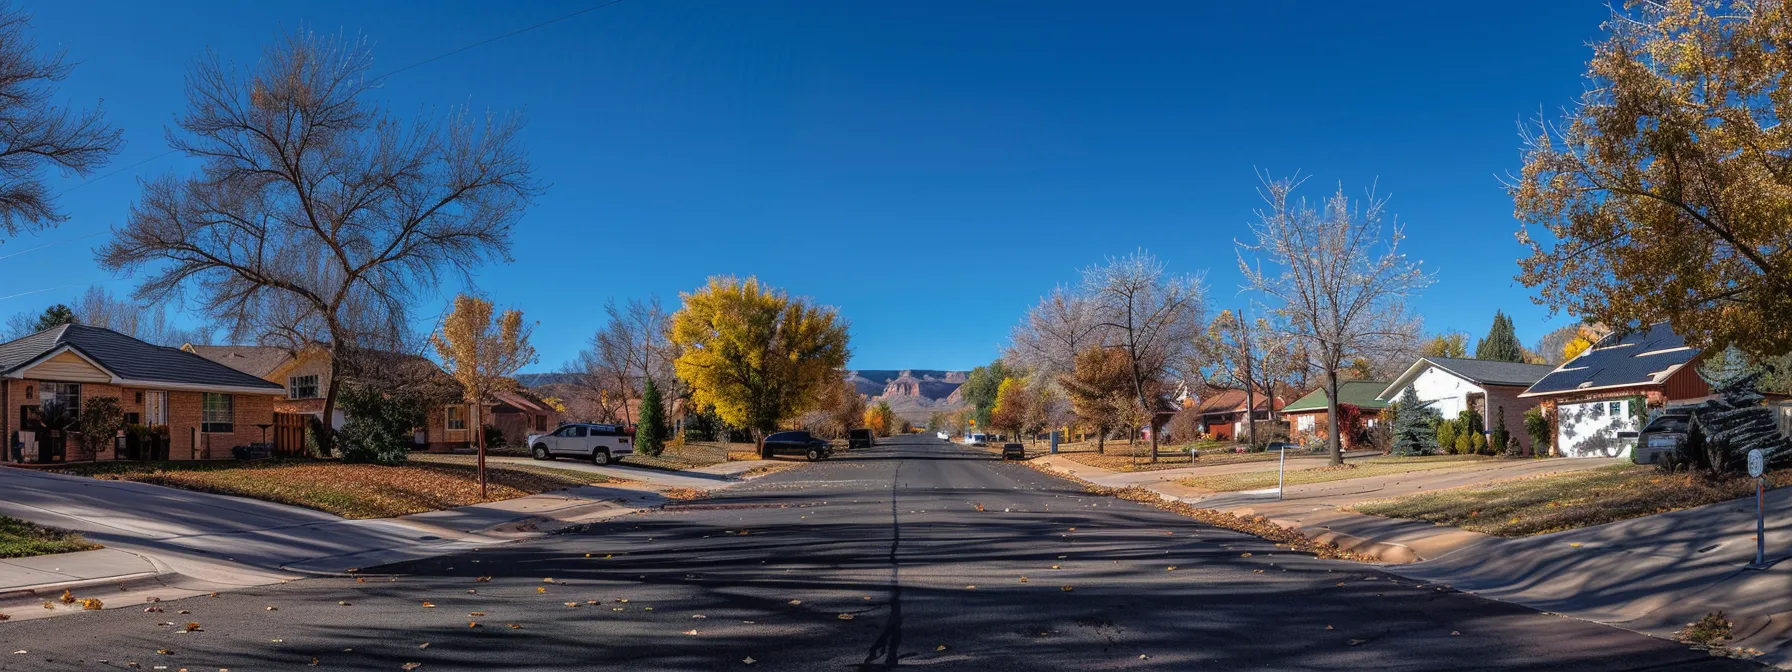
[1635,411,1693,465]
[760,431,833,461]
[1001,443,1025,460]
[848,429,875,449]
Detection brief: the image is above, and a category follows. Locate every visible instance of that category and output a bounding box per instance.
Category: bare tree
[0,2,122,239]
[97,31,539,450]
[1006,286,1106,379]
[69,286,211,346]
[1199,309,1292,447]
[1082,250,1206,462]
[1239,173,1431,465]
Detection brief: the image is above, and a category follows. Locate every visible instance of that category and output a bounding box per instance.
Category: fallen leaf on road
[421,601,436,608]
[82,598,104,610]
[1240,553,1252,558]
[338,601,352,606]
[466,590,477,594]
[507,624,522,629]
[1325,625,1334,630]
[1450,631,1461,636]
[402,664,422,671]
[418,643,429,649]
[616,598,629,603]
[743,657,756,665]
[1060,586,1073,592]
[271,639,284,643]
[469,611,486,616]
[309,657,319,666]
[355,577,365,583]
[936,645,947,651]
[565,602,579,608]
[11,650,24,654]
[964,585,976,590]
[838,613,854,620]
[468,622,479,628]
[1050,565,1061,570]
[59,590,75,604]
[476,576,491,582]
[788,600,801,606]
[543,578,555,583]
[182,622,201,632]
[974,503,985,512]
[1139,654,1149,660]
[1166,566,1177,571]
[264,606,276,611]
[1018,577,1028,583]
[157,649,173,655]
[1254,569,1265,574]
[684,629,698,636]
[692,614,707,619]
[1346,639,1365,646]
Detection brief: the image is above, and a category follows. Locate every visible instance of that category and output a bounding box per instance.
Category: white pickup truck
[527,423,634,465]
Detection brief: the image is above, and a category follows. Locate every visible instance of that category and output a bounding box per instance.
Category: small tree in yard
[635,378,666,457]
[337,384,428,465]
[1671,370,1792,476]
[75,396,124,460]
[1083,251,1205,462]
[1166,406,1202,445]
[990,377,1030,441]
[1390,387,1439,456]
[863,401,895,438]
[1491,406,1512,456]
[431,295,537,497]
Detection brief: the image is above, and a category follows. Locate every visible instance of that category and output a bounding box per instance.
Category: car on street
[528,423,635,465]
[963,432,989,446]
[848,428,875,448]
[761,430,834,461]
[1001,443,1025,460]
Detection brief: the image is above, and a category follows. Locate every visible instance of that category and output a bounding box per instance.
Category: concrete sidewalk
[1390,484,1792,666]
[0,457,785,619]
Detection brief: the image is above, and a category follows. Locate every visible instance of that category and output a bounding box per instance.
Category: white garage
[1555,398,1639,459]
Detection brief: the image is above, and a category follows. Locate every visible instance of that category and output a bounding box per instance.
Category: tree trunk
[474,399,487,498]
[1245,385,1258,449]
[1325,369,1343,466]
[318,348,342,458]
[1096,427,1106,454]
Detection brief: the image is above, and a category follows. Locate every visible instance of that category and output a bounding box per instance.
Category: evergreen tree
[1474,311,1525,362]
[1391,387,1440,456]
[1677,369,1792,474]
[635,377,666,457]
[33,304,76,332]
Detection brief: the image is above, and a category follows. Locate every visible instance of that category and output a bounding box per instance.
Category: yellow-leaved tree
[431,294,537,497]
[670,277,851,450]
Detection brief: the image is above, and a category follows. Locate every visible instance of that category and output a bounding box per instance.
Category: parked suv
[527,423,634,465]
[1634,410,1694,465]
[761,431,833,461]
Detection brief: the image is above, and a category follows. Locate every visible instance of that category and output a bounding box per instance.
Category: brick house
[2,324,285,463]
[1193,388,1284,440]
[186,344,558,453]
[1378,357,1556,454]
[1281,380,1390,448]
[1519,323,1711,459]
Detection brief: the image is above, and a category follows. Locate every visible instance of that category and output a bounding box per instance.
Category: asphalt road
[0,435,1756,671]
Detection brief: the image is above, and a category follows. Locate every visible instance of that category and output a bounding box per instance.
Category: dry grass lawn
[1179,454,1497,492]
[60,458,615,519]
[0,516,98,558]
[620,441,758,470]
[1354,465,1792,537]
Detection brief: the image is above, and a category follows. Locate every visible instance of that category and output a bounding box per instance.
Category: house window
[39,382,80,417]
[201,393,234,433]
[288,375,320,400]
[1609,400,1623,416]
[446,406,466,431]
[535,415,546,432]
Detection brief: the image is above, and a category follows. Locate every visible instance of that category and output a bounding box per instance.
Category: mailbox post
[1748,448,1769,569]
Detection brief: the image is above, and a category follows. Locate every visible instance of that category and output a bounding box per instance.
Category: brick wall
[1481,384,1542,454]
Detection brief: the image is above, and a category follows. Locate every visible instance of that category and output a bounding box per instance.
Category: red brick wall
[162,390,276,460]
[1481,384,1542,454]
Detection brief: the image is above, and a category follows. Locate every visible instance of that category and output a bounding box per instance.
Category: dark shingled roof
[1523,323,1700,397]
[185,345,295,378]
[0,324,284,392]
[1421,357,1558,387]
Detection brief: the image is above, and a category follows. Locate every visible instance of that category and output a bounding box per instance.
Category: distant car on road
[1001,443,1025,460]
[936,431,950,440]
[848,429,875,449]
[528,423,634,465]
[963,433,989,446]
[761,431,834,461]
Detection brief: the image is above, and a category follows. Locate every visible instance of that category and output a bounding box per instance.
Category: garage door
[1556,399,1638,458]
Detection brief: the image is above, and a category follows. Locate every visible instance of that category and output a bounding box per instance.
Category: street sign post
[1277,447,1287,501]
[1748,448,1769,569]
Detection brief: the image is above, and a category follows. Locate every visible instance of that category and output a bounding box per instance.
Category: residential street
[0,436,1749,671]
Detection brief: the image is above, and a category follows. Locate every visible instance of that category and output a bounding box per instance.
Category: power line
[0,230,107,262]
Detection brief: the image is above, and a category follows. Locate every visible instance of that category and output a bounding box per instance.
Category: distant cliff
[844,369,969,424]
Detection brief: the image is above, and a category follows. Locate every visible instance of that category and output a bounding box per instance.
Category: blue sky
[2,1,1609,372]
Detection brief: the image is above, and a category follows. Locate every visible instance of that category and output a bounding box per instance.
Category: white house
[1519,323,1710,458]
[1378,357,1557,453]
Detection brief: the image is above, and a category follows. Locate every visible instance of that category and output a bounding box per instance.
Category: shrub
[1454,433,1471,454]
[1470,431,1488,455]
[76,396,125,459]
[1524,406,1552,456]
[1436,421,1458,453]
[337,385,428,465]
[635,378,666,457]
[482,425,507,450]
[1490,407,1511,455]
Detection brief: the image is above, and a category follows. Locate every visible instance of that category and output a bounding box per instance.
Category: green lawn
[1178,454,1496,492]
[0,516,98,558]
[1354,465,1790,537]
[58,457,614,519]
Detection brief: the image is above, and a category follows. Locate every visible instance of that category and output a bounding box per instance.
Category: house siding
[1481,384,1541,454]
[3,379,275,462]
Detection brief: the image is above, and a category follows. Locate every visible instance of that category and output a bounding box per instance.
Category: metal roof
[1521,323,1700,397]
[0,324,285,393]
